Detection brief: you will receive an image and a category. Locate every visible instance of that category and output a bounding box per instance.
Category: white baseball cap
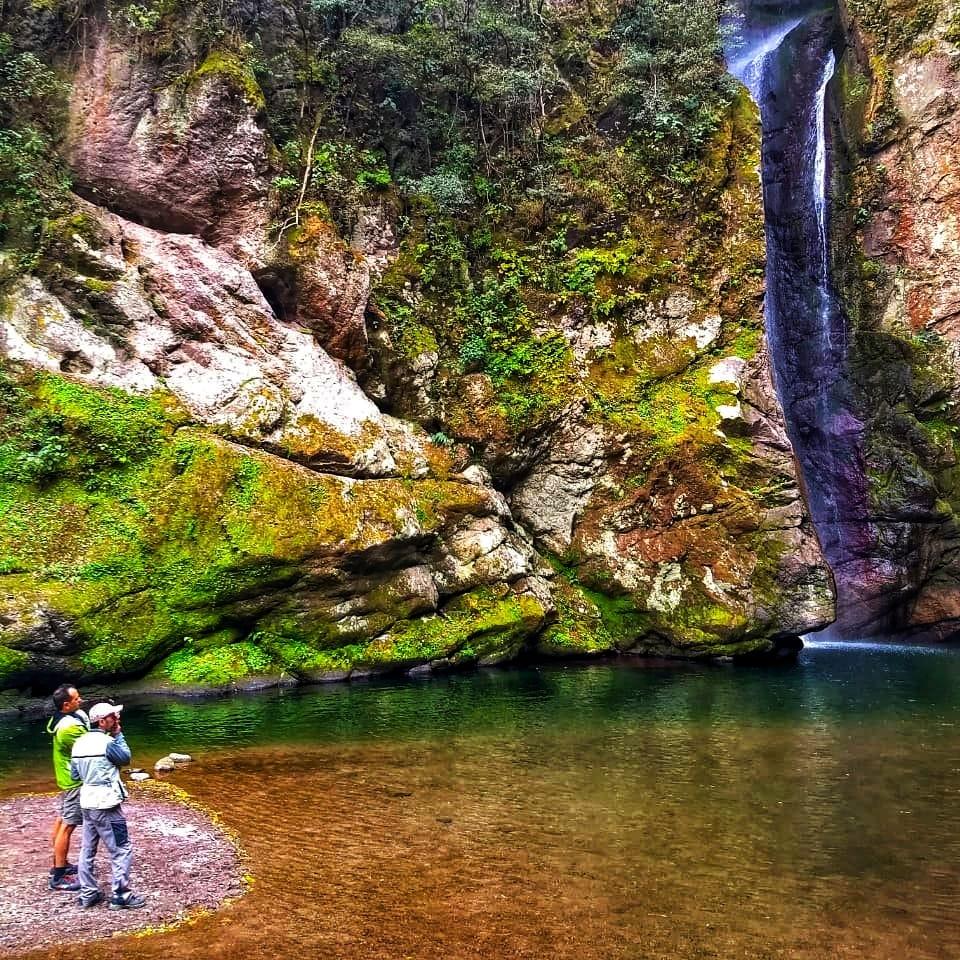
[88,702,123,723]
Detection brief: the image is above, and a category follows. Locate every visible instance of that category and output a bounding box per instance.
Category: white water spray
[726,19,803,102]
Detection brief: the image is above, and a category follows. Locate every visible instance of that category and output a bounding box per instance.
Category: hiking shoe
[49,862,78,876]
[109,890,146,910]
[49,874,81,892]
[77,891,104,908]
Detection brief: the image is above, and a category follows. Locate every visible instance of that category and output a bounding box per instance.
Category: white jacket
[70,730,131,809]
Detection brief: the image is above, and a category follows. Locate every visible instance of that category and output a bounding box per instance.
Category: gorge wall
[829,0,960,639]
[6,0,946,693]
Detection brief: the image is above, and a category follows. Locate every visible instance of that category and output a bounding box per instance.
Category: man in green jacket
[46,684,89,891]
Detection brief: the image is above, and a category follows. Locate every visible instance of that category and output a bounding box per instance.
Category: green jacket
[46,710,89,790]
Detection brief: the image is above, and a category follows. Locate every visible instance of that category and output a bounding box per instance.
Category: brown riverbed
[2,726,959,960]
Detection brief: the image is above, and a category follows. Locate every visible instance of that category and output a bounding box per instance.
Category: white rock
[154,757,176,772]
[0,210,400,478]
[167,753,193,763]
[709,356,747,388]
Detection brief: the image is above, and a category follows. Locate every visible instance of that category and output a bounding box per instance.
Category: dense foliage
[0,0,735,247]
[0,32,71,266]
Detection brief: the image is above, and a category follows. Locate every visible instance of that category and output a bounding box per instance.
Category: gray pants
[79,805,132,901]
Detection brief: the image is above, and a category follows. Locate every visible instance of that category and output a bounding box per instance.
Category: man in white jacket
[70,703,146,910]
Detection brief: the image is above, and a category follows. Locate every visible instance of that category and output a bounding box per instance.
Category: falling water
[725,17,803,99]
[813,50,836,353]
[723,3,872,636]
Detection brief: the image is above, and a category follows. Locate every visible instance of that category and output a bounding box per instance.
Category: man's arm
[105,731,131,767]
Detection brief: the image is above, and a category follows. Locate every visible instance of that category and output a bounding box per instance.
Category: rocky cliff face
[0,0,834,692]
[832,0,960,638]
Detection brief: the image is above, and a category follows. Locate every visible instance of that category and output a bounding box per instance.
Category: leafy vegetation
[0,32,71,266]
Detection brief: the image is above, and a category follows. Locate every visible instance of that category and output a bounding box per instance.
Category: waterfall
[725,18,803,100]
[814,50,836,353]
[723,3,871,636]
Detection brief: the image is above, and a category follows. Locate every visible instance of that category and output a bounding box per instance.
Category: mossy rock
[0,369,516,687]
[183,50,266,111]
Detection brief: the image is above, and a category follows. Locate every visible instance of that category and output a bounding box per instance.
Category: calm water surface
[2,642,959,959]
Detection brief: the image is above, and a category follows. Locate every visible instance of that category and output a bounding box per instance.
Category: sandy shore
[0,782,245,953]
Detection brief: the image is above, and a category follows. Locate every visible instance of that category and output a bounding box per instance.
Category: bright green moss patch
[0,370,181,484]
[250,587,550,679]
[536,576,618,656]
[159,642,277,686]
[186,50,266,110]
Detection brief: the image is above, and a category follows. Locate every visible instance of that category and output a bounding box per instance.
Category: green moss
[589,356,738,451]
[0,645,28,686]
[844,0,941,55]
[254,587,549,678]
[186,50,266,111]
[537,575,618,656]
[81,277,115,294]
[0,368,531,684]
[158,642,277,686]
[0,370,182,486]
[946,9,960,42]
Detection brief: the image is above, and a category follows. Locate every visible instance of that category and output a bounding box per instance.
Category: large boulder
[67,33,272,265]
[2,202,394,477]
[0,381,552,689]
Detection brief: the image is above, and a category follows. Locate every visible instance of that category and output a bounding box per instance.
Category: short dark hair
[52,684,78,711]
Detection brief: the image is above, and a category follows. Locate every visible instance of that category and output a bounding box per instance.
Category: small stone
[129,772,151,781]
[154,757,176,772]
[168,753,193,763]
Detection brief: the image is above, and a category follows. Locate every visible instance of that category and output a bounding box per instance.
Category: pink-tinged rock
[839,15,960,639]
[67,26,273,265]
[0,202,397,477]
[283,217,373,369]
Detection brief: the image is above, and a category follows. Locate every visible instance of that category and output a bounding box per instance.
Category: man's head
[88,702,123,733]
[52,685,81,715]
